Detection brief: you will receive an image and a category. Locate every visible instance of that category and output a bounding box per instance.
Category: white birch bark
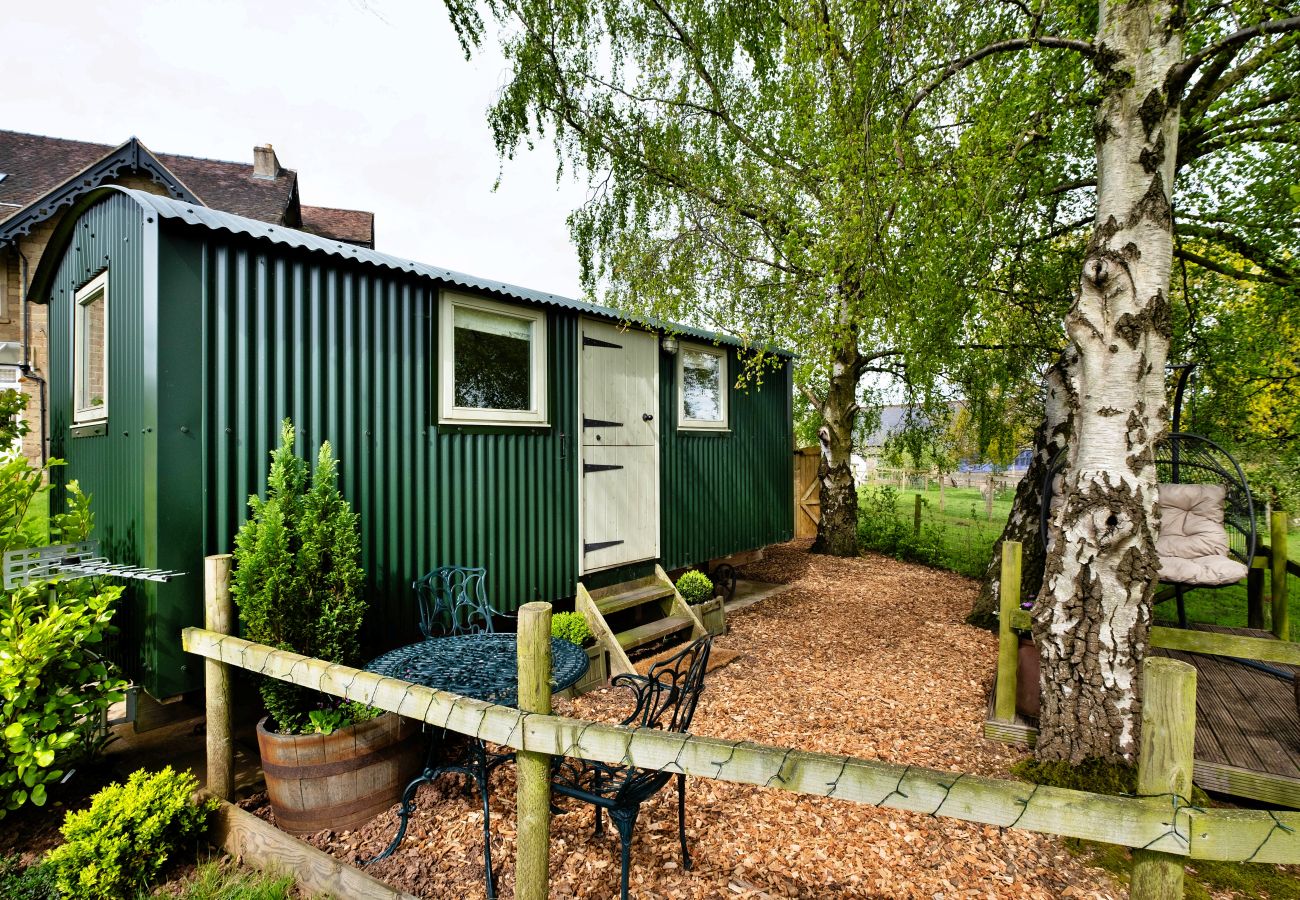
[1034,0,1183,762]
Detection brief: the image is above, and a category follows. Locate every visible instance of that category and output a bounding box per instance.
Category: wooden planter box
[696,597,726,636]
[559,643,608,698]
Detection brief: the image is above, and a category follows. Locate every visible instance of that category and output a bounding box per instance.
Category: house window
[678,344,728,430]
[439,291,547,426]
[73,271,109,425]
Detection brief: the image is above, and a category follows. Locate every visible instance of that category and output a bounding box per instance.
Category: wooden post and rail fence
[190,552,1300,900]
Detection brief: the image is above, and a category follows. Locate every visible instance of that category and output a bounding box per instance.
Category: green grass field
[862,481,1300,636]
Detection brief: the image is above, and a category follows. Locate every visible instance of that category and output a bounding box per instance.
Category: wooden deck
[986,625,1300,809]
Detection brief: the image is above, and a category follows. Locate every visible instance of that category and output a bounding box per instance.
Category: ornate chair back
[625,635,713,735]
[413,566,495,638]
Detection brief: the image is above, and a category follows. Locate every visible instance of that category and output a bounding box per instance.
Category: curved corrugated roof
[118,187,787,355]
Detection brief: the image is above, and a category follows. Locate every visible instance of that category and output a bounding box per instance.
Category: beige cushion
[1047,479,1246,587]
[1157,483,1229,559]
[1158,553,1248,587]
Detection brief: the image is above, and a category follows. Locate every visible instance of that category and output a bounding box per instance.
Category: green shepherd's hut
[29,187,794,698]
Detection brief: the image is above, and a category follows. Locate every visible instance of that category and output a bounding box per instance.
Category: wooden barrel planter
[256,712,423,835]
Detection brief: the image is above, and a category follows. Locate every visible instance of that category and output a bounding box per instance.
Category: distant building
[0,130,374,460]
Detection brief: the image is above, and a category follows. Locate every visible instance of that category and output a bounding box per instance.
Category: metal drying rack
[3,541,184,590]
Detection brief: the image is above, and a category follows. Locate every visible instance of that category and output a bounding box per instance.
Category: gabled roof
[301,205,375,248]
[35,186,791,357]
[0,130,373,247]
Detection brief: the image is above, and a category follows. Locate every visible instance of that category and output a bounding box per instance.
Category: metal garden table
[364,634,588,898]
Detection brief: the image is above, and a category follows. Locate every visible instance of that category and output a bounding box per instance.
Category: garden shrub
[552,611,593,647]
[674,570,714,605]
[45,766,217,900]
[0,856,58,900]
[0,392,126,821]
[232,420,366,734]
[857,487,950,569]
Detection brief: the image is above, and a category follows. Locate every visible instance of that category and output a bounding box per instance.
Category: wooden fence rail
[183,623,1300,869]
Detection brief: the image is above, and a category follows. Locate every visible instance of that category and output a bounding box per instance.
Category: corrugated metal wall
[41,192,792,697]
[45,192,184,694]
[191,231,580,647]
[659,350,794,567]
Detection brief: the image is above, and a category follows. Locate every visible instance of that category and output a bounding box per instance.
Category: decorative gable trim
[0,138,201,247]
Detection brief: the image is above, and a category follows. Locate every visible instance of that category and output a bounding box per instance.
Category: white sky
[2,0,589,298]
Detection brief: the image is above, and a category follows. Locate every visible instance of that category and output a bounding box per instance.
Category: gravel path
[264,542,1121,899]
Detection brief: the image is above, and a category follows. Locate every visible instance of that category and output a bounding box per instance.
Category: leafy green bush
[45,766,217,899]
[0,856,58,900]
[0,392,126,820]
[552,611,593,647]
[675,570,714,605]
[856,486,910,556]
[232,420,366,734]
[307,701,381,736]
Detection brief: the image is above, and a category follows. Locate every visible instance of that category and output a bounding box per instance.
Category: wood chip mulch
[249,541,1122,899]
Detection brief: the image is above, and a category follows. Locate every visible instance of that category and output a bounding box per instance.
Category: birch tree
[917,0,1300,760]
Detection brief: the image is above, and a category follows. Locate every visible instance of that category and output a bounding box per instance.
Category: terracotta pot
[1016,639,1041,720]
[256,712,423,835]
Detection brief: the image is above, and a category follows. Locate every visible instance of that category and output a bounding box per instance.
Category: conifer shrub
[232,420,367,734]
[44,766,216,900]
[675,570,714,605]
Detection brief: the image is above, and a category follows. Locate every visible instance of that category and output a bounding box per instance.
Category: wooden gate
[794,446,821,539]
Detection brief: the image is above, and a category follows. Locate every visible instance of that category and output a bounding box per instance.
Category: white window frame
[438,290,548,427]
[73,271,109,426]
[677,343,729,431]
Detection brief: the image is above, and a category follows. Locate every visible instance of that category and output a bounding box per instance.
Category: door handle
[642,413,654,422]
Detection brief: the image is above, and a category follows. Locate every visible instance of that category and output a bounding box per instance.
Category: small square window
[439,291,547,426]
[73,271,109,426]
[678,344,728,430]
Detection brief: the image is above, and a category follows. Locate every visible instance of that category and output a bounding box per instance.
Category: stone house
[0,130,374,462]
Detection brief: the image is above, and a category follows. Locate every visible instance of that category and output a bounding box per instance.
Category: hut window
[439,291,547,426]
[678,345,728,430]
[73,271,109,426]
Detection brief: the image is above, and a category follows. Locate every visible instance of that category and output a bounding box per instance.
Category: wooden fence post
[1247,557,1267,631]
[994,541,1023,722]
[516,602,553,900]
[985,479,995,522]
[913,493,923,536]
[204,554,235,801]
[1272,510,1290,641]
[1130,658,1197,900]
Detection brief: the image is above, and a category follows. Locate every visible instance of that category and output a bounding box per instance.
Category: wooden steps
[596,583,675,616]
[617,616,692,650]
[576,565,707,677]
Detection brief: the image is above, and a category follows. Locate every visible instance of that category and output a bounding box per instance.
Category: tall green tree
[916,0,1300,761]
[437,0,1035,556]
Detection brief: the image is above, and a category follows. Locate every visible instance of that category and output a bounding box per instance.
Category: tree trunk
[811,341,861,557]
[968,361,1074,629]
[1033,0,1182,763]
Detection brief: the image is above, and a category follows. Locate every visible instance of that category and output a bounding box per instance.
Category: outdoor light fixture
[661,334,679,355]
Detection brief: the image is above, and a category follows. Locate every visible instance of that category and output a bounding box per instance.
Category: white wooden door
[579,318,659,572]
